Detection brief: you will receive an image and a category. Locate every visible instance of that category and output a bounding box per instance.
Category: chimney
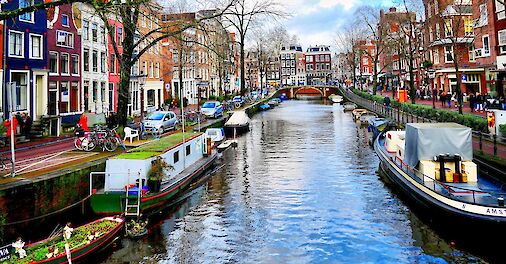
[389,7,396,13]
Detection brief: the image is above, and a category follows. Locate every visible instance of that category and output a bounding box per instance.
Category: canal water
[100,100,485,263]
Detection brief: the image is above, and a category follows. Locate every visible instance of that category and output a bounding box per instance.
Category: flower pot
[148,179,161,193]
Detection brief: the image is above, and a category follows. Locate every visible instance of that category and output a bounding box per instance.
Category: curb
[0,137,74,155]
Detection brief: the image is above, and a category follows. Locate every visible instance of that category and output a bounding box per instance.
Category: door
[48,90,58,136]
[35,75,45,119]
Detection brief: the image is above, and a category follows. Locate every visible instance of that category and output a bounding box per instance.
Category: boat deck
[378,136,506,207]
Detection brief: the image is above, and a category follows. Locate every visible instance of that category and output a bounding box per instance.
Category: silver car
[143,111,178,134]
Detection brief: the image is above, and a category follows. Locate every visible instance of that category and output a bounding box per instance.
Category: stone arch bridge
[277,86,340,99]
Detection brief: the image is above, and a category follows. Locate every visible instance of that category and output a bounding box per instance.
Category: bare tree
[222,0,284,96]
[336,23,365,89]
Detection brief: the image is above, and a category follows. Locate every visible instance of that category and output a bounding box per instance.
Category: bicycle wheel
[74,137,83,150]
[82,138,96,152]
[104,138,118,152]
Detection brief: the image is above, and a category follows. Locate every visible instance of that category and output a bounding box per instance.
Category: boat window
[202,102,215,108]
[186,145,191,156]
[208,131,217,136]
[146,112,164,120]
[173,151,179,163]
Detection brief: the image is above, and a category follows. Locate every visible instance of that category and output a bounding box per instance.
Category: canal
[100,100,485,263]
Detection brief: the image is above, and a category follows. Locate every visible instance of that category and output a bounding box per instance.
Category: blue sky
[281,0,396,50]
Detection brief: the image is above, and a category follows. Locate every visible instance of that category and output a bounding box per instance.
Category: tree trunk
[117,64,132,126]
[372,58,378,95]
[178,43,184,117]
[240,35,246,96]
[454,59,463,114]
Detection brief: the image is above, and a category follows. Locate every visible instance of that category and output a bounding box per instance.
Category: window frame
[482,35,490,56]
[60,53,70,76]
[61,14,70,27]
[71,54,80,75]
[29,33,43,60]
[49,51,59,75]
[8,30,24,58]
[56,30,74,48]
[19,0,34,23]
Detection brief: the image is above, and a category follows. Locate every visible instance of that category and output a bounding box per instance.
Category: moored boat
[329,94,343,103]
[351,108,368,121]
[343,102,357,111]
[375,123,506,227]
[89,132,218,216]
[3,217,124,263]
[205,128,225,144]
[224,111,250,136]
[358,113,378,124]
[367,117,389,139]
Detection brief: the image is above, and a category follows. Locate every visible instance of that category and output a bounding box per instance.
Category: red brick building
[493,0,506,97]
[357,40,375,83]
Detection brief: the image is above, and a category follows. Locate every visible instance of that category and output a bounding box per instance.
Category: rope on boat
[2,195,92,226]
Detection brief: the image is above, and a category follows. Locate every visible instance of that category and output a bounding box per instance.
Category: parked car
[201,101,223,118]
[143,111,178,134]
[232,96,244,108]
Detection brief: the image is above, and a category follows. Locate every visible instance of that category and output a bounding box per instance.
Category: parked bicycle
[74,125,122,152]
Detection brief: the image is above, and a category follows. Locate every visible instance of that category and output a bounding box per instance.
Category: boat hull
[374,134,506,228]
[90,154,218,215]
[224,125,249,137]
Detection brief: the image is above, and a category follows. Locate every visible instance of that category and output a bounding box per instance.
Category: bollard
[494,134,498,156]
[479,132,483,151]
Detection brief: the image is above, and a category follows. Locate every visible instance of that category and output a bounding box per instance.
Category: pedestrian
[384,95,391,109]
[440,90,446,107]
[106,112,116,129]
[23,113,32,138]
[416,88,421,99]
[15,112,24,135]
[469,93,476,112]
[3,114,18,147]
[475,93,483,112]
[78,110,90,132]
[446,92,452,108]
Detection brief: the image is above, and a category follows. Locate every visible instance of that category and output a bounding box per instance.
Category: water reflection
[100,100,484,263]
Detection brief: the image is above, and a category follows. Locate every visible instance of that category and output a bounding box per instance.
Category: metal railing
[340,88,506,158]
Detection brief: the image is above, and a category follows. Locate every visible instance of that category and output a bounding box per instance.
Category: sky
[280,0,396,51]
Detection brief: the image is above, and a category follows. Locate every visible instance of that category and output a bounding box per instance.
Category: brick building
[305,45,331,85]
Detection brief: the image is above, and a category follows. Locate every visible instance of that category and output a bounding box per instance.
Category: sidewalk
[377,90,487,118]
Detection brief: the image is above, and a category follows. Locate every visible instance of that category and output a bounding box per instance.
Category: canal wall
[0,158,106,242]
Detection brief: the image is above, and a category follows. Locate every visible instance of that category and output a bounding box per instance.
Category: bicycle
[0,156,12,171]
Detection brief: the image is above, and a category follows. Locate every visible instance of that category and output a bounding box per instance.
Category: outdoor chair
[124,127,140,143]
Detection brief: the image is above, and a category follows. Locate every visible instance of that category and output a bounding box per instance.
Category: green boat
[89,132,218,216]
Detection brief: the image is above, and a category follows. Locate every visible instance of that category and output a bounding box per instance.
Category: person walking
[475,93,483,112]
[440,90,446,107]
[384,95,391,109]
[469,93,476,112]
[22,113,32,138]
[446,92,452,108]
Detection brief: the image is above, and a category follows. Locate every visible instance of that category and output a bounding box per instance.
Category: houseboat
[375,123,506,227]
[89,132,218,216]
[224,111,250,136]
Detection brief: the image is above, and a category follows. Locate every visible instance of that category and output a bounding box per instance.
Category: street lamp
[195,76,202,132]
[138,71,147,120]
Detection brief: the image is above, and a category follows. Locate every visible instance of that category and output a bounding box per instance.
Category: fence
[340,88,506,159]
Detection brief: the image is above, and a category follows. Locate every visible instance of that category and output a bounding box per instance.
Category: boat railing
[391,154,506,207]
[90,170,141,195]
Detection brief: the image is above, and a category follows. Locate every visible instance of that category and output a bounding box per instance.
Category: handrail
[384,146,506,207]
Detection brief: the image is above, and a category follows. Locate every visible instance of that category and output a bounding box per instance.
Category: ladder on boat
[124,172,142,217]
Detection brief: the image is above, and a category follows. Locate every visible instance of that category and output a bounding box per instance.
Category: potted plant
[147,156,174,193]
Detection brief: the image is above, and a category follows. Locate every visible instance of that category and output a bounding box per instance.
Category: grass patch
[131,132,200,153]
[115,151,159,160]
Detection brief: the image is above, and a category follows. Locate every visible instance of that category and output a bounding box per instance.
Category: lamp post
[138,71,147,120]
[195,76,202,132]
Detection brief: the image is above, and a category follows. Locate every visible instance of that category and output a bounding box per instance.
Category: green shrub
[500,124,506,136]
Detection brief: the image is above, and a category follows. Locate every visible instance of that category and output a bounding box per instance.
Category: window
[483,35,490,55]
[142,61,146,75]
[464,17,473,36]
[71,55,79,75]
[444,46,454,63]
[433,48,439,64]
[117,27,123,45]
[9,31,24,57]
[498,30,506,54]
[100,52,106,73]
[61,53,69,75]
[19,0,34,22]
[185,145,191,156]
[92,50,98,72]
[91,23,98,42]
[142,15,146,27]
[108,83,114,111]
[11,72,28,111]
[497,0,506,20]
[149,61,153,78]
[109,54,116,73]
[56,31,73,48]
[148,15,152,29]
[62,14,69,27]
[479,4,488,26]
[173,50,178,63]
[444,19,453,37]
[92,81,98,102]
[362,57,368,65]
[100,26,106,43]
[83,20,89,40]
[434,0,438,15]
[468,45,475,62]
[101,82,106,103]
[173,151,179,163]
[435,23,440,39]
[29,34,43,59]
[83,49,90,72]
[155,62,160,78]
[49,52,58,74]
[60,82,69,113]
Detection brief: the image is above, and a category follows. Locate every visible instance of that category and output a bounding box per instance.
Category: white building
[79,3,109,114]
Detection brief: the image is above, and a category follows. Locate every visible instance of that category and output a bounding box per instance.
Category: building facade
[305,45,332,85]
[280,44,302,86]
[4,0,48,121]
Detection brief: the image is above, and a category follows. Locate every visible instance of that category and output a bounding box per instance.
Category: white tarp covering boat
[224,111,250,127]
[404,123,473,167]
